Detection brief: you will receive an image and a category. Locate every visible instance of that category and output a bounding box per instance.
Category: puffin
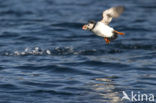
[82,6,125,44]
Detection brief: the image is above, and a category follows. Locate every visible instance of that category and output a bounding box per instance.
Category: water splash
[1,47,75,56]
[0,46,124,56]
[2,47,52,56]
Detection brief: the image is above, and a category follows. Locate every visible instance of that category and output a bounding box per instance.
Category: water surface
[0,0,156,103]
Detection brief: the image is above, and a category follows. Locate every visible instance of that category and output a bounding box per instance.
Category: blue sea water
[0,0,156,103]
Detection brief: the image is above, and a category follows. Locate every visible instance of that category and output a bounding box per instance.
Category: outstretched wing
[101,6,124,25]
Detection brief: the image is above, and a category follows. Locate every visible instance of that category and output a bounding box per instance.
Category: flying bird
[82,6,125,44]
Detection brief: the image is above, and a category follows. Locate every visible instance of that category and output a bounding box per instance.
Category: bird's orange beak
[82,25,87,30]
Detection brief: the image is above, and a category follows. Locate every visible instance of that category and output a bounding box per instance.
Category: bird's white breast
[92,22,114,37]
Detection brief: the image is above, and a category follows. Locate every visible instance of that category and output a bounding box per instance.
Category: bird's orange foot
[114,30,125,35]
[104,38,110,44]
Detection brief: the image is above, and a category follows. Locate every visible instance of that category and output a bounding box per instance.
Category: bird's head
[82,20,96,30]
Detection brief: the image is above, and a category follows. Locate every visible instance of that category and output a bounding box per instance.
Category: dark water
[0,0,156,103]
